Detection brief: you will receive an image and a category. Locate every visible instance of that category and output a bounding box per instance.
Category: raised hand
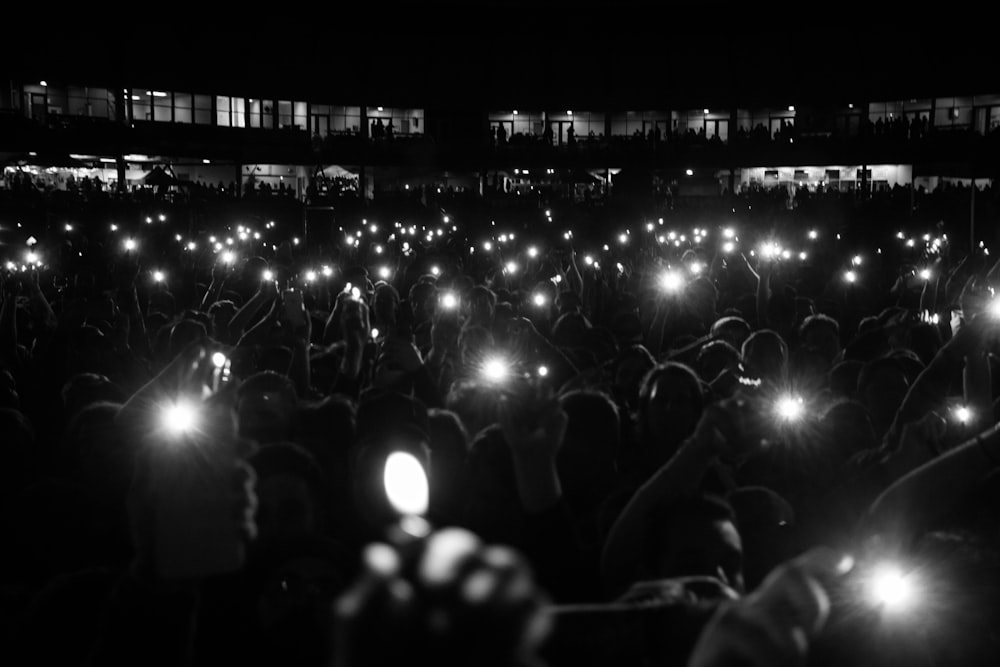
[688,548,853,667]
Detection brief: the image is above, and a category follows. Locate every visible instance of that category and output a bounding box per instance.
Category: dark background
[6,3,998,109]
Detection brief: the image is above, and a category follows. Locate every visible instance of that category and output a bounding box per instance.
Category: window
[331,105,361,133]
[153,92,172,122]
[278,100,293,128]
[231,97,245,128]
[66,86,112,118]
[174,93,192,123]
[194,95,212,125]
[132,91,151,122]
[216,96,230,126]
[248,98,262,128]
[293,101,307,130]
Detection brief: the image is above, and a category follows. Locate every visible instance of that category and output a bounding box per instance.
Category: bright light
[616,262,624,274]
[775,395,805,421]
[25,251,38,264]
[567,110,573,115]
[162,400,198,436]
[660,270,684,292]
[781,250,791,260]
[545,210,551,217]
[124,239,137,251]
[305,270,317,283]
[383,451,429,517]
[370,224,378,234]
[760,242,779,259]
[538,365,549,377]
[808,229,818,240]
[897,231,905,240]
[723,241,735,253]
[40,80,47,87]
[375,245,384,254]
[211,352,227,369]
[869,564,917,612]
[690,261,704,275]
[222,251,235,264]
[371,328,380,340]
[175,234,182,242]
[989,298,1000,319]
[533,293,547,307]
[919,269,931,281]
[845,270,857,283]
[322,266,333,278]
[799,252,808,260]
[64,223,73,232]
[685,169,693,176]
[263,270,274,281]
[788,105,795,111]
[293,237,300,246]
[483,241,493,251]
[443,216,450,224]
[852,255,863,266]
[906,239,915,248]
[528,246,538,258]
[378,266,391,280]
[618,234,628,244]
[158,214,166,222]
[153,270,165,282]
[431,265,441,276]
[505,261,518,274]
[481,357,510,383]
[955,406,972,424]
[584,255,594,266]
[441,292,458,309]
[110,224,118,232]
[646,222,654,232]
[723,227,735,239]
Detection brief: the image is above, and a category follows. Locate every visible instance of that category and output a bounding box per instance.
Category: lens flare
[776,395,805,421]
[869,564,918,612]
[481,357,509,382]
[162,400,198,435]
[660,270,684,292]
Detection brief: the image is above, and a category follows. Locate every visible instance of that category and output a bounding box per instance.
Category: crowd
[2,183,1000,667]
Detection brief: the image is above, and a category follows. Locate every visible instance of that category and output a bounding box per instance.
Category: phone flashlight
[659,270,684,292]
[533,293,547,307]
[481,357,510,383]
[262,269,274,282]
[384,451,430,518]
[866,562,919,614]
[161,399,199,436]
[775,395,805,422]
[440,292,458,310]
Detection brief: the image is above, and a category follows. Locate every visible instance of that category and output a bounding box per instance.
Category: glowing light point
[533,293,547,307]
[384,452,429,517]
[124,239,137,251]
[305,270,317,283]
[776,395,805,421]
[162,400,198,435]
[869,564,917,612]
[845,270,858,283]
[482,358,510,383]
[538,365,549,377]
[660,271,684,292]
[211,352,227,368]
[153,270,165,282]
[723,241,735,253]
[808,230,818,240]
[527,246,539,258]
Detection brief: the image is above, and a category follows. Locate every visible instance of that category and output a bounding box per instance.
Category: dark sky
[10,6,998,109]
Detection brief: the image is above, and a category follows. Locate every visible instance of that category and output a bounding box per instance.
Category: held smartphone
[283,289,307,327]
[150,354,245,580]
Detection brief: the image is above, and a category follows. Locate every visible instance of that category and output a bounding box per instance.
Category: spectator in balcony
[497,123,507,145]
[386,120,394,139]
[567,124,575,147]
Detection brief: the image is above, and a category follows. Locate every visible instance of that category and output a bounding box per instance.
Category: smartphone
[951,310,963,336]
[149,354,245,580]
[283,289,307,327]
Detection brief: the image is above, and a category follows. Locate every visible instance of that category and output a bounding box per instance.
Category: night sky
[8,6,998,109]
